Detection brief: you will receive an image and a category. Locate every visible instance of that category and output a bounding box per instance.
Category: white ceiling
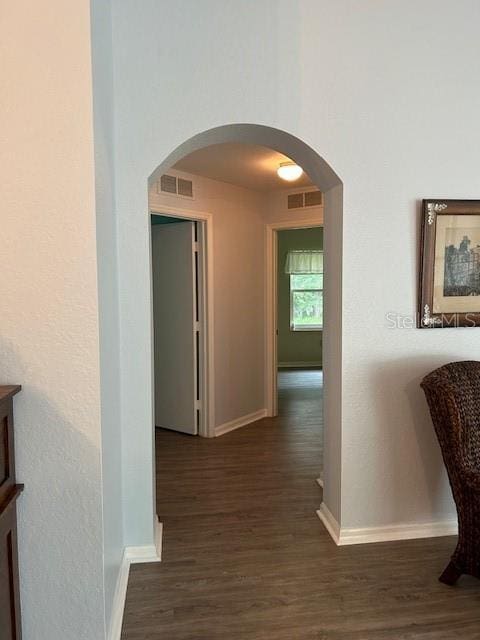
[174,143,313,192]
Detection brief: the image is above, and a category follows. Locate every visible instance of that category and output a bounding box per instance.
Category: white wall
[5,3,477,633]
[112,0,480,544]
[150,170,266,429]
[90,0,124,631]
[1,2,105,639]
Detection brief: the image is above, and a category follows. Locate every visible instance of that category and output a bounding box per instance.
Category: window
[284,249,323,331]
[290,273,323,330]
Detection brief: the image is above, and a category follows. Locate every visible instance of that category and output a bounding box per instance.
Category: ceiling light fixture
[277,161,303,182]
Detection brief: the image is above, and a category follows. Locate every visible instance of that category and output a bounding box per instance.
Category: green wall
[277,227,323,366]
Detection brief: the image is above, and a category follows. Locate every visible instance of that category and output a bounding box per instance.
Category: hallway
[121,370,479,639]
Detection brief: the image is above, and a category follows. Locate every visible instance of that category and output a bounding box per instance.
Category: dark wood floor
[122,369,480,639]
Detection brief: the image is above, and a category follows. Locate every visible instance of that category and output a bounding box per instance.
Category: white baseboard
[108,520,163,640]
[316,502,340,544]
[338,519,458,545]
[317,502,458,546]
[215,408,267,437]
[126,520,163,564]
[107,548,131,640]
[278,361,322,369]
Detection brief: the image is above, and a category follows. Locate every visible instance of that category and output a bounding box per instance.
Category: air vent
[288,193,304,209]
[177,178,193,198]
[158,174,194,198]
[160,174,177,194]
[287,189,322,209]
[304,190,322,207]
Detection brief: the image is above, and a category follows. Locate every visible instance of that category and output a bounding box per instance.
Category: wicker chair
[421,361,480,585]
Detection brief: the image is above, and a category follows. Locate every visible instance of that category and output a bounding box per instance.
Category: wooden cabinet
[0,386,23,640]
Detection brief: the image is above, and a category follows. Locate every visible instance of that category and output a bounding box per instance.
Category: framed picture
[418,199,480,328]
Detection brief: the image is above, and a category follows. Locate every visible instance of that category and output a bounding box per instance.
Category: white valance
[285,250,323,274]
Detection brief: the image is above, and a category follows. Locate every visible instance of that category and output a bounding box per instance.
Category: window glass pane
[291,273,323,290]
[292,290,323,327]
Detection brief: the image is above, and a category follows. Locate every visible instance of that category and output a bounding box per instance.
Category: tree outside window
[290,273,323,330]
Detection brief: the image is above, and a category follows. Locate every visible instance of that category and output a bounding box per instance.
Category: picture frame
[418,199,480,328]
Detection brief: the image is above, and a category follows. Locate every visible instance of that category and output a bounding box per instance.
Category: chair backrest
[421,361,480,490]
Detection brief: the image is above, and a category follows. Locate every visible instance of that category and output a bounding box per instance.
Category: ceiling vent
[177,177,193,198]
[287,189,322,210]
[158,174,194,198]
[287,193,304,209]
[160,174,177,194]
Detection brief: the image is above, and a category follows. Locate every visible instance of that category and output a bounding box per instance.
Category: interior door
[152,220,198,434]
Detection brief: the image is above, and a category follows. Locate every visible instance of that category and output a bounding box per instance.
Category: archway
[147,124,344,541]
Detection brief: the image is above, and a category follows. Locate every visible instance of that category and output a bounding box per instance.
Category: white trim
[278,361,322,368]
[337,519,458,546]
[215,409,267,437]
[107,549,131,640]
[290,326,323,332]
[155,519,163,560]
[316,475,323,488]
[265,225,278,417]
[108,521,163,640]
[150,205,215,438]
[316,502,340,544]
[265,215,324,418]
[316,503,458,546]
[126,520,163,564]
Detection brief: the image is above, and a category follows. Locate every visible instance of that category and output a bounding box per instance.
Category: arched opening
[147,124,343,546]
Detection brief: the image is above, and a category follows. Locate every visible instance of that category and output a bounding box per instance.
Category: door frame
[265,213,324,416]
[150,204,215,437]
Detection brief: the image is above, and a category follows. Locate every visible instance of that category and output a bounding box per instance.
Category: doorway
[132,124,343,556]
[150,209,214,438]
[133,144,329,637]
[265,217,324,418]
[149,141,328,537]
[275,226,324,479]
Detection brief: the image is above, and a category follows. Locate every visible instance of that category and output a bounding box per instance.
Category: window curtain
[285,250,323,274]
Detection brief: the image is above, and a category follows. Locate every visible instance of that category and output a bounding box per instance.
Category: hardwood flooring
[121,369,480,639]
